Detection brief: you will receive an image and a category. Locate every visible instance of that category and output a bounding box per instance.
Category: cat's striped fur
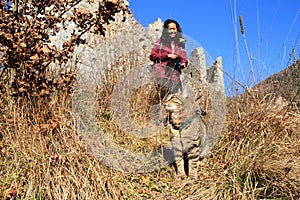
[164,93,207,179]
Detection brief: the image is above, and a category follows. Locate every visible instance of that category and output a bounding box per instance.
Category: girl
[150,19,188,99]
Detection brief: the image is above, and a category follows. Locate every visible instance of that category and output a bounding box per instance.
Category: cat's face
[164,93,184,113]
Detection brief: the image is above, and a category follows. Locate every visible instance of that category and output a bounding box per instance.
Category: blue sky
[129,0,299,92]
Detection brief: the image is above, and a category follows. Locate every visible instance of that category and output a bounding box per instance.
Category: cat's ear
[164,93,173,102]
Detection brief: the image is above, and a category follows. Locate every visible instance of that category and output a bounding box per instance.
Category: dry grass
[211,92,300,199]
[1,59,299,199]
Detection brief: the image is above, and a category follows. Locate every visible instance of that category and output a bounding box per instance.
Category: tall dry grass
[2,51,299,200]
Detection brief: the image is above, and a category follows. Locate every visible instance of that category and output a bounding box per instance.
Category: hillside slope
[252,59,300,108]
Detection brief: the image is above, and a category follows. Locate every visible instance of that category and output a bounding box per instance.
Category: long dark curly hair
[160,19,185,48]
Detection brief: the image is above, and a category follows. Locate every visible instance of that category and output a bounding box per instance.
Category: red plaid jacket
[150,39,188,81]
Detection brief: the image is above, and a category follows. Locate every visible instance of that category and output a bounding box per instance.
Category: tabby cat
[164,93,207,179]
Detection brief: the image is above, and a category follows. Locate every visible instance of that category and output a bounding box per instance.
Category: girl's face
[168,22,177,38]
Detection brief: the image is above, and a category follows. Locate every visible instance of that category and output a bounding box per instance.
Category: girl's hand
[168,54,178,59]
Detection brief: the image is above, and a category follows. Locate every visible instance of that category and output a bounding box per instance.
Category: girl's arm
[150,40,169,62]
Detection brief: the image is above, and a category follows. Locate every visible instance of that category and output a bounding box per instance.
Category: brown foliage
[0,0,129,100]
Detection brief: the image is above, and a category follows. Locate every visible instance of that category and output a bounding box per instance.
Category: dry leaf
[30,54,39,60]
[19,42,27,48]
[5,183,18,199]
[18,87,26,93]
